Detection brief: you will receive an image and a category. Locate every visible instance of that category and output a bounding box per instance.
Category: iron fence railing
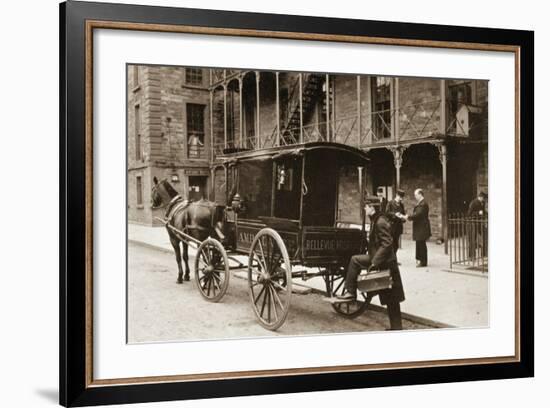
[448,213,488,273]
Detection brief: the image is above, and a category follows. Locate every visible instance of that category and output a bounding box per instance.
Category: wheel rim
[329,273,370,318]
[194,238,230,302]
[248,228,291,331]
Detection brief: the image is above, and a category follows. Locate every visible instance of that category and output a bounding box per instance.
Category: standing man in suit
[386,189,406,254]
[376,187,388,213]
[403,188,431,267]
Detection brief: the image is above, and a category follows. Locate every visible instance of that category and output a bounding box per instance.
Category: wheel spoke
[268,284,279,321]
[257,240,269,273]
[260,285,268,319]
[268,237,277,274]
[201,247,211,264]
[271,283,286,310]
[211,275,221,292]
[265,285,271,323]
[253,285,266,305]
[271,280,288,293]
[201,277,208,291]
[206,276,212,296]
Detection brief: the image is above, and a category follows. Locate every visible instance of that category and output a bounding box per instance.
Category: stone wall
[333,75,360,145]
[397,77,442,140]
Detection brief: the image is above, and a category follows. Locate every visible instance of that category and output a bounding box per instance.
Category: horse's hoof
[176,278,183,284]
[183,275,190,282]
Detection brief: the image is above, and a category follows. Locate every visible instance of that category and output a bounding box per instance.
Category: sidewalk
[129,223,488,328]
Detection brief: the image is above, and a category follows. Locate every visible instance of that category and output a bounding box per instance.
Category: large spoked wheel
[328,271,372,318]
[248,228,292,331]
[194,238,230,303]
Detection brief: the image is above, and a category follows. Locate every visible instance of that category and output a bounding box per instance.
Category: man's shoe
[416,263,427,268]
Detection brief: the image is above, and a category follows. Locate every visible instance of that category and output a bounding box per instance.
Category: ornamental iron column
[299,73,303,143]
[392,146,405,190]
[223,85,227,149]
[440,79,447,136]
[209,90,214,160]
[325,74,330,141]
[255,71,261,149]
[239,76,243,148]
[276,72,280,146]
[438,143,449,254]
[357,75,361,148]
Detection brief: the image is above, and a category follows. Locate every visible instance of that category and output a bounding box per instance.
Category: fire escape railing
[212,87,487,158]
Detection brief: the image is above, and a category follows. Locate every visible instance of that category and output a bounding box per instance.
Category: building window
[185,68,203,85]
[133,65,139,87]
[136,176,143,206]
[187,104,205,158]
[371,77,392,140]
[135,105,142,160]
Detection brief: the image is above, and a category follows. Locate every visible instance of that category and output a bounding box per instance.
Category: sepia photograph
[126,64,489,343]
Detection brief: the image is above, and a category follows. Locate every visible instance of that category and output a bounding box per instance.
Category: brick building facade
[128,66,488,244]
[128,65,212,225]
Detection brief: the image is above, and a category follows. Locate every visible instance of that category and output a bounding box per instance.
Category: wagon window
[276,164,293,191]
[237,160,273,220]
[273,157,302,220]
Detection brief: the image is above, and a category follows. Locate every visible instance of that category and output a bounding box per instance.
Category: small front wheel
[328,272,371,318]
[194,238,230,302]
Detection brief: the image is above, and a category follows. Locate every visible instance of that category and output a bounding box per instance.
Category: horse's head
[151,177,179,209]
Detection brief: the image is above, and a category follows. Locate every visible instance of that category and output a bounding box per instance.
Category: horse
[151,177,225,284]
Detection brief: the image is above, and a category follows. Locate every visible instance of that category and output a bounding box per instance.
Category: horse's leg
[182,242,190,281]
[169,234,184,284]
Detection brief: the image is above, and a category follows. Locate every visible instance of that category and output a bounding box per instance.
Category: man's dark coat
[368,213,396,267]
[467,198,487,217]
[367,213,404,304]
[409,199,431,241]
[386,199,406,236]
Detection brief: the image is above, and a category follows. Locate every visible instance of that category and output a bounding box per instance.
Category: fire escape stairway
[277,73,325,146]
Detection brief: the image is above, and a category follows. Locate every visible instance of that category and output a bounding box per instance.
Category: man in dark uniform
[467,191,487,217]
[337,197,405,330]
[386,189,406,254]
[404,188,431,267]
[376,187,388,213]
[467,191,488,258]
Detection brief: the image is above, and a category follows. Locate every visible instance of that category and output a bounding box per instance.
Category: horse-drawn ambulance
[153,142,376,330]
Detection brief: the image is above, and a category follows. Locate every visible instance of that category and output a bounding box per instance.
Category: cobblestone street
[127,242,433,343]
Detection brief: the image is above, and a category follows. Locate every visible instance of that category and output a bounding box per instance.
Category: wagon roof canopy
[221,142,370,165]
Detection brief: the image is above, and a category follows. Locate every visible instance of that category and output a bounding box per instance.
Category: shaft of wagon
[154,216,203,247]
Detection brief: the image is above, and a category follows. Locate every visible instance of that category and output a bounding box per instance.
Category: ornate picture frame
[60,1,533,406]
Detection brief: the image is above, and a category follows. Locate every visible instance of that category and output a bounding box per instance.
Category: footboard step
[323,296,354,304]
[291,284,312,295]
